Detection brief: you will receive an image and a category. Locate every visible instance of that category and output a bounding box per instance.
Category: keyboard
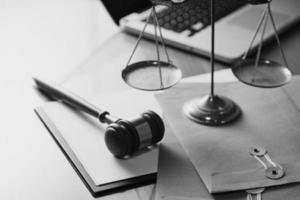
[148,0,246,36]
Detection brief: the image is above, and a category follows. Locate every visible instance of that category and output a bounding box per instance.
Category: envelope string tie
[248,146,285,180]
[246,188,265,200]
[245,146,285,200]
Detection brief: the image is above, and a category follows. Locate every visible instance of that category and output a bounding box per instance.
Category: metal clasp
[248,146,285,180]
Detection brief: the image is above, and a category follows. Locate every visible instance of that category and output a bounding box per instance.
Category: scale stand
[232,0,292,88]
[183,0,241,126]
[122,2,182,91]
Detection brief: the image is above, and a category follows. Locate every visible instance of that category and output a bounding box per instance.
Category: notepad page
[37,84,164,186]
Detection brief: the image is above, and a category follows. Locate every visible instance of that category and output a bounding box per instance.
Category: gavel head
[104,111,165,158]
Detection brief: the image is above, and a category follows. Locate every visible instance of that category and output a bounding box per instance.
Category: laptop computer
[101,0,300,63]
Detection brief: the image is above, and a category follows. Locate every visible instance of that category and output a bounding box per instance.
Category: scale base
[183,95,241,126]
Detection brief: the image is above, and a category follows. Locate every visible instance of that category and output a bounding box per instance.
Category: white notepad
[35,90,162,196]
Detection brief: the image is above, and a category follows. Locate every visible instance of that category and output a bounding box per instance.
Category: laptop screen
[101,0,151,25]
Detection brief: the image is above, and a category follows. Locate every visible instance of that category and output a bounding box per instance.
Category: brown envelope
[155,77,300,193]
[155,128,300,200]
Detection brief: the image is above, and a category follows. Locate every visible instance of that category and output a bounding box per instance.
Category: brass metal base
[183,95,241,126]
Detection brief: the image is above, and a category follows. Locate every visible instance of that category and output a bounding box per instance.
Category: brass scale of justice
[121,0,292,126]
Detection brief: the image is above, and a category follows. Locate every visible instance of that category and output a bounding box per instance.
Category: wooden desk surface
[0,1,299,199]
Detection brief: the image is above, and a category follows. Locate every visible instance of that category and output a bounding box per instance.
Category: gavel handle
[33,77,118,124]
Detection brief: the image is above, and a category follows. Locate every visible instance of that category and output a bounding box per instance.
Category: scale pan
[122,60,182,91]
[232,59,292,88]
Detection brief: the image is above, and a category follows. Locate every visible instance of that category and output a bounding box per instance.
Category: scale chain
[251,10,269,83]
[267,3,290,70]
[243,1,290,72]
[243,6,268,60]
[125,9,153,67]
[152,6,164,88]
[153,7,172,63]
[254,7,268,69]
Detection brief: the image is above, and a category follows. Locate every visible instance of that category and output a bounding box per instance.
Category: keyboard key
[183,13,189,19]
[190,16,197,24]
[170,19,177,25]
[177,23,184,30]
[164,23,171,29]
[164,15,170,21]
[176,9,184,15]
[170,12,177,18]
[176,16,184,22]
[183,20,190,26]
[189,9,196,16]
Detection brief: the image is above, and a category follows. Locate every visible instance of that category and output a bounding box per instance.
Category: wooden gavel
[33,78,165,158]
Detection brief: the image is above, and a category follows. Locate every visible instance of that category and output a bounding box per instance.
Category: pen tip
[32,77,40,84]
